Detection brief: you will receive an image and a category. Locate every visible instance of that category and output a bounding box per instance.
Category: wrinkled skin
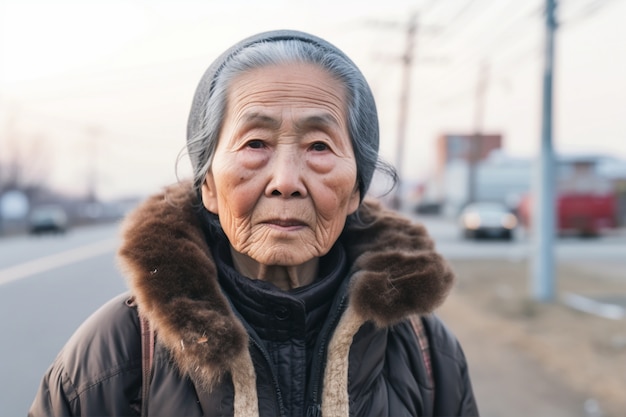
[202,63,360,289]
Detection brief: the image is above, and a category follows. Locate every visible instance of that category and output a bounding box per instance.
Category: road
[413,213,626,279]
[0,223,127,417]
[414,213,626,257]
[0,217,623,416]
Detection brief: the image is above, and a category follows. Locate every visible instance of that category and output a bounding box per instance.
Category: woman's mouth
[266,219,306,229]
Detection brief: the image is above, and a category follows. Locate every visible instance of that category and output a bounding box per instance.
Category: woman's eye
[311,142,328,152]
[246,140,265,149]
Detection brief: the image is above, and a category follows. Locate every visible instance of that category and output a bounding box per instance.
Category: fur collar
[117,182,454,392]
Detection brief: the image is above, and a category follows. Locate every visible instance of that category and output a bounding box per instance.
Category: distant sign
[0,190,30,219]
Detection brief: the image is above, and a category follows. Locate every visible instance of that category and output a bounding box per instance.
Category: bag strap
[139,313,155,417]
[409,315,435,411]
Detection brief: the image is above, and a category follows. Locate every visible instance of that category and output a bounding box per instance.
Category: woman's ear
[201,172,219,214]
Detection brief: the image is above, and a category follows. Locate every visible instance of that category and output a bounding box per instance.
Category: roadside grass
[439,259,626,417]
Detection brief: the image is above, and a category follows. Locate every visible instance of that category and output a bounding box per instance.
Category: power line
[424,34,543,109]
[421,1,544,89]
[415,0,618,108]
[559,0,618,28]
[428,0,533,50]
[425,0,500,43]
[437,0,481,31]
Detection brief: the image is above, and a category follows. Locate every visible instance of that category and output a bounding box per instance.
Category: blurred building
[426,133,508,215]
[440,150,530,217]
[419,133,626,230]
[436,133,503,168]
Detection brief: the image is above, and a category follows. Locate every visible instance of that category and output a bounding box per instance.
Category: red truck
[517,163,617,237]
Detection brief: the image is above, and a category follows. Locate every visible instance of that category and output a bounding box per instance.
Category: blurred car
[459,202,517,240]
[29,205,69,235]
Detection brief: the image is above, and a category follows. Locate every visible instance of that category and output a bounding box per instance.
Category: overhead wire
[413,0,546,107]
[558,0,619,28]
[434,1,541,73]
[420,0,621,108]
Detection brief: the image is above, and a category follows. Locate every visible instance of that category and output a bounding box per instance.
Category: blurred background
[1,0,625,416]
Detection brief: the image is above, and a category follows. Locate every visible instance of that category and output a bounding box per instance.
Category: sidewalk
[436,258,626,417]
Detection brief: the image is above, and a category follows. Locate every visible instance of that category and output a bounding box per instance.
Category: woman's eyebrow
[240,112,281,129]
[295,113,342,133]
[239,112,342,133]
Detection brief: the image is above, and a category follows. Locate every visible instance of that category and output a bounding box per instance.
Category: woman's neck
[229,246,319,290]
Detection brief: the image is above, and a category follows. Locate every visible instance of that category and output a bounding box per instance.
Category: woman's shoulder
[420,315,480,415]
[421,314,466,359]
[64,293,140,350]
[29,293,144,416]
[56,293,142,390]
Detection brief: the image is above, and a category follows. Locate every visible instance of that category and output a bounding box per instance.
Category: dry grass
[439,259,626,417]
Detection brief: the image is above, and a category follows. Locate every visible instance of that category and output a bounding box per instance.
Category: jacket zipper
[223,295,286,416]
[306,293,348,417]
[248,329,286,416]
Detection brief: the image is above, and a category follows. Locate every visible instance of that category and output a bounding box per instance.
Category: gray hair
[186,30,396,204]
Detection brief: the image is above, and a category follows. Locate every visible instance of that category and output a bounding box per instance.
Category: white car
[459,202,517,240]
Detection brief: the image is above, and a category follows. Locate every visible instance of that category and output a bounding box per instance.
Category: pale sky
[1,0,625,200]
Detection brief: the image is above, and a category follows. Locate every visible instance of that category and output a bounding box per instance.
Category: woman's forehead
[223,63,348,124]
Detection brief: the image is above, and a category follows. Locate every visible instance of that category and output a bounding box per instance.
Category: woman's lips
[265,219,306,228]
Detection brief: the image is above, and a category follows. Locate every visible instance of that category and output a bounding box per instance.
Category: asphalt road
[0,223,127,416]
[413,213,626,273]
[1,216,623,416]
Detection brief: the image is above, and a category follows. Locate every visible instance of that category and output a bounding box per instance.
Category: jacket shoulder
[422,314,465,362]
[60,292,142,394]
[29,293,143,416]
[422,314,480,416]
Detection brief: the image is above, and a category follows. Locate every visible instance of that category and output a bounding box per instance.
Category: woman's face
[202,62,360,267]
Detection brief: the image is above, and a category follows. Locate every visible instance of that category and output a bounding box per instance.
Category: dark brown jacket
[29,183,479,417]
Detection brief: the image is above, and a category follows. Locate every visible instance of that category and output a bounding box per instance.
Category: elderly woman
[29,30,479,417]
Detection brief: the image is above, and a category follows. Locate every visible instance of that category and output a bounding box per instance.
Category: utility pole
[532,0,558,302]
[86,126,101,203]
[391,13,418,210]
[468,60,489,205]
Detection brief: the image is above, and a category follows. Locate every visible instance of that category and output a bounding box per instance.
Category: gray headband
[186,29,380,199]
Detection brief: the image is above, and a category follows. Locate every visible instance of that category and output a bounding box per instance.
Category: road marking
[0,239,118,286]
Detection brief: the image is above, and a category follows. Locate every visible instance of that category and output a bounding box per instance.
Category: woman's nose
[266,150,307,198]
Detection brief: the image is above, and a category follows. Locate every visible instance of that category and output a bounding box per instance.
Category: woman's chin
[253,250,318,268]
